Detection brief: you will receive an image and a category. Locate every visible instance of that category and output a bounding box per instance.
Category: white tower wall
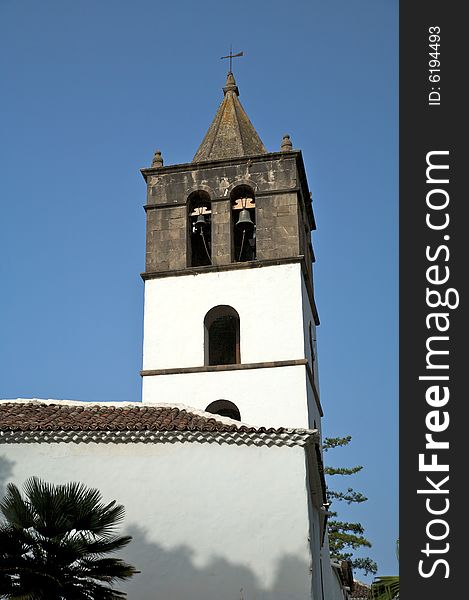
[141,262,321,429]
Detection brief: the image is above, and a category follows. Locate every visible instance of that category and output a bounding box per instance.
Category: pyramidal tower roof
[193,72,267,162]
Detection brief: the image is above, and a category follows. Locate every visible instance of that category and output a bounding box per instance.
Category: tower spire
[192,72,266,162]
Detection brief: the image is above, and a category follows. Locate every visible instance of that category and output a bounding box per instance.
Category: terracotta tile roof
[351,580,371,599]
[0,401,284,434]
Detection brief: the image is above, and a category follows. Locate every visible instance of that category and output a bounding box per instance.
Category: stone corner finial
[223,72,239,96]
[280,134,293,152]
[151,150,163,167]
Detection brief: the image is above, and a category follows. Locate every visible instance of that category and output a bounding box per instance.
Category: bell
[236,208,254,232]
[194,213,207,231]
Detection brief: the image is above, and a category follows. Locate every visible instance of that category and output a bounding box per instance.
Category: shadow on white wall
[123,525,312,600]
[0,454,15,499]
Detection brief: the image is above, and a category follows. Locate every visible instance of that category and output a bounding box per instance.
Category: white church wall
[327,566,349,600]
[3,440,322,600]
[320,537,349,600]
[301,277,322,431]
[301,277,315,370]
[301,276,319,388]
[306,384,321,433]
[142,262,306,370]
[142,364,310,429]
[306,483,323,600]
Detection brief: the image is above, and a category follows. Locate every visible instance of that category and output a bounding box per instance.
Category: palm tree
[370,575,399,600]
[0,477,138,599]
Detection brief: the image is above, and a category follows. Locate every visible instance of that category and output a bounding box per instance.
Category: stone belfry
[140,71,322,430]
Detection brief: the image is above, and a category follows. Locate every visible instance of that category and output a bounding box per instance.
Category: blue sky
[0,0,398,582]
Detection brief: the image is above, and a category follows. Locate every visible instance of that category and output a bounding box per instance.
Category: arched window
[231,185,256,262]
[206,400,241,422]
[188,191,212,267]
[204,305,240,366]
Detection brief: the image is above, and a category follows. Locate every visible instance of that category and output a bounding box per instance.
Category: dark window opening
[309,321,314,360]
[206,400,241,422]
[309,322,316,363]
[309,322,316,385]
[231,185,256,262]
[209,315,237,365]
[204,305,240,366]
[188,192,212,267]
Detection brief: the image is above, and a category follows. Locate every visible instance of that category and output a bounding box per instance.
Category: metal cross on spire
[220,46,244,73]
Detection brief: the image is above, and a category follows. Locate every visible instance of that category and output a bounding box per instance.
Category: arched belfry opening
[231,185,256,262]
[204,305,240,366]
[188,191,212,267]
[206,400,241,422]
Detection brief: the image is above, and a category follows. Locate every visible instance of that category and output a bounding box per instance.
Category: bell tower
[140,72,322,430]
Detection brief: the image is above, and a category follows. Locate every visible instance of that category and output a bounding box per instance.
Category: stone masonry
[141,151,315,275]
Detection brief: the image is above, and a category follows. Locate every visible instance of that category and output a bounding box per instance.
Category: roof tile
[0,401,285,435]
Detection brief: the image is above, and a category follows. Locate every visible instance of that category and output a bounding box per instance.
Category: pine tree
[323,435,378,576]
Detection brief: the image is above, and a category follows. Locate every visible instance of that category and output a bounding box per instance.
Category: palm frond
[0,478,138,598]
[370,575,400,600]
[0,484,34,530]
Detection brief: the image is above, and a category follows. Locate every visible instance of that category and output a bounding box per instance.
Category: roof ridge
[232,94,247,155]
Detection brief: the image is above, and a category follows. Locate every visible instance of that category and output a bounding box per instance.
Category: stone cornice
[141,256,302,279]
[140,150,303,179]
[140,358,308,377]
